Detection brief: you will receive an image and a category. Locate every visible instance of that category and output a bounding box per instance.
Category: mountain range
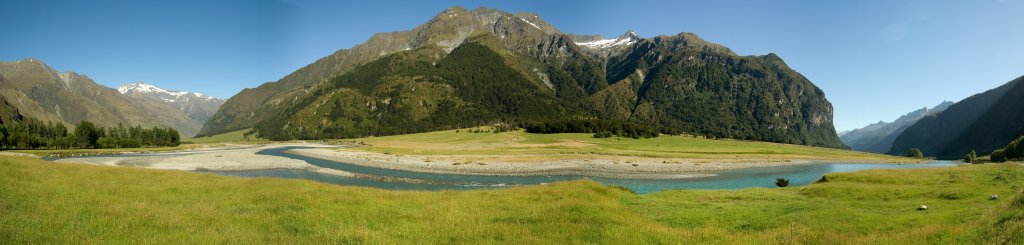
[0,59,222,136]
[118,82,224,130]
[200,7,845,148]
[889,75,1024,159]
[840,101,953,153]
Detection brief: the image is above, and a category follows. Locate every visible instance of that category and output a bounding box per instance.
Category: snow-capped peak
[575,31,640,49]
[118,82,219,102]
[118,82,166,94]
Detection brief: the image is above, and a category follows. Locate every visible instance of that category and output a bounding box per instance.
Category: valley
[2,2,1023,243]
[49,129,937,193]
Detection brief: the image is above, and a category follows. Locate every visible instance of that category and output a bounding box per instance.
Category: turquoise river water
[190,146,959,194]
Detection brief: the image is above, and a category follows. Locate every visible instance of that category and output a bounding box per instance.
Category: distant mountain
[0,59,214,136]
[203,7,845,148]
[118,82,224,127]
[840,101,953,153]
[889,75,1024,159]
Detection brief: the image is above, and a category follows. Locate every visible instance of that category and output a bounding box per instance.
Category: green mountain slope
[889,75,1024,159]
[595,34,843,147]
[211,7,845,148]
[200,7,589,136]
[254,35,569,140]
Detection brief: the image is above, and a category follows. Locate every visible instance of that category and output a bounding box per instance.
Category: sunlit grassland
[186,128,267,144]
[348,129,921,163]
[9,144,204,157]
[1,156,1020,243]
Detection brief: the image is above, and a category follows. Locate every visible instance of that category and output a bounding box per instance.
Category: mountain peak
[574,30,640,49]
[118,82,220,101]
[623,30,640,39]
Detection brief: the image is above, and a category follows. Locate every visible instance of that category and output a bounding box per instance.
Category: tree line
[989,134,1024,162]
[0,118,180,150]
[523,119,659,139]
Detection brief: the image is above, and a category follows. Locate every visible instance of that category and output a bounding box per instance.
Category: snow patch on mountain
[118,82,219,103]
[575,31,639,49]
[519,17,540,29]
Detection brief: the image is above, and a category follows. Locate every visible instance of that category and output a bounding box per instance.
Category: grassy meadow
[346,128,920,163]
[10,144,204,157]
[186,128,267,144]
[1,155,1021,243]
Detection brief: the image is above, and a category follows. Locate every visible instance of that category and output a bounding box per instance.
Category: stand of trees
[523,119,659,139]
[990,135,1024,162]
[0,119,180,150]
[905,148,924,158]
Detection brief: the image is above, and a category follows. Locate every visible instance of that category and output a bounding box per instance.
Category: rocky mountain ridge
[201,7,845,148]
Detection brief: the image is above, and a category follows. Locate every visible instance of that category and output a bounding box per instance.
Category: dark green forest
[989,134,1024,162]
[523,119,659,139]
[0,117,180,150]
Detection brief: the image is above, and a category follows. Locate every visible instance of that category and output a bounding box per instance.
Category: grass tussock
[0,156,1021,243]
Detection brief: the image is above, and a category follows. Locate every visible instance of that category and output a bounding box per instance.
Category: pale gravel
[287,148,845,179]
[54,143,355,177]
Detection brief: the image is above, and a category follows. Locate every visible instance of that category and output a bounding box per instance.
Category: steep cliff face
[890,76,1024,159]
[206,7,845,148]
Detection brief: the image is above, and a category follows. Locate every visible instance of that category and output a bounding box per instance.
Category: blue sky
[1,0,1022,131]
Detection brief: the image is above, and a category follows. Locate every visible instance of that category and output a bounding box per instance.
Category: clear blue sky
[1,0,1022,131]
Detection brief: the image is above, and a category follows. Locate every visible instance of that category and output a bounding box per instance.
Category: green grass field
[186,128,267,144]
[10,144,204,157]
[1,156,1020,243]
[347,129,919,163]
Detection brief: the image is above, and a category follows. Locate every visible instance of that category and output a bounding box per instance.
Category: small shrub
[965,150,978,164]
[906,148,924,158]
[775,178,790,187]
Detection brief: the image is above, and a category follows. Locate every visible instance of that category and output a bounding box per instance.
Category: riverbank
[289,147,823,179]
[54,143,355,177]
[284,129,925,178]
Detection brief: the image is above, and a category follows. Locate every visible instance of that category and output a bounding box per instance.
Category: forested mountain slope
[206,7,845,148]
[890,75,1024,159]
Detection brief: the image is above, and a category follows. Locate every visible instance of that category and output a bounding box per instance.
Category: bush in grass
[775,178,790,187]
[965,150,978,164]
[906,148,924,158]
